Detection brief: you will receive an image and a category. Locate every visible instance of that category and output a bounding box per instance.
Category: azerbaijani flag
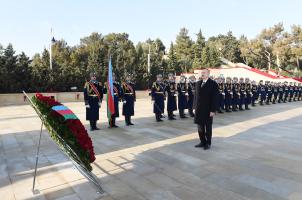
[107,57,115,123]
[51,105,78,120]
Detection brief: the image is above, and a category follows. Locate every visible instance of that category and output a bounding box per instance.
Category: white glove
[123,101,127,104]
[85,105,90,108]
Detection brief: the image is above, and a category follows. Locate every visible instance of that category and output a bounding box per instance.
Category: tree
[80,32,106,81]
[140,39,166,80]
[135,43,148,89]
[0,44,6,92]
[290,25,302,70]
[167,42,179,73]
[201,43,220,68]
[192,29,205,69]
[239,36,268,68]
[103,33,137,81]
[174,28,194,72]
[15,52,31,92]
[208,31,242,63]
[3,44,17,92]
[2,25,302,93]
[30,50,51,92]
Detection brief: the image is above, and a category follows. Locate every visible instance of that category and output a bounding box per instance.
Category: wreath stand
[23,92,105,195]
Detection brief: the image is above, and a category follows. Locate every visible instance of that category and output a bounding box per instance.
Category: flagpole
[147,44,151,90]
[147,44,151,74]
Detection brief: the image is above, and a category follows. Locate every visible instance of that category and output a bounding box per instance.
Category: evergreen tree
[167,42,179,73]
[3,44,17,92]
[30,50,51,92]
[0,44,6,92]
[16,52,31,92]
[174,28,194,72]
[201,44,220,68]
[192,29,206,69]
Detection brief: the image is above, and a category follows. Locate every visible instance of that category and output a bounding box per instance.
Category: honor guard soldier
[288,82,294,102]
[251,80,258,106]
[224,77,233,112]
[283,81,289,102]
[272,82,279,104]
[298,83,302,101]
[232,77,240,111]
[104,73,122,128]
[151,74,166,122]
[122,74,136,126]
[244,78,252,110]
[293,82,299,101]
[187,75,196,117]
[265,81,273,105]
[217,77,225,113]
[165,73,177,120]
[278,82,284,103]
[84,72,103,131]
[238,77,245,111]
[177,75,189,118]
[258,80,266,105]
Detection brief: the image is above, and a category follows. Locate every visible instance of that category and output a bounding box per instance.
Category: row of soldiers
[151,74,197,121]
[84,71,302,128]
[84,72,136,131]
[216,77,302,112]
[151,73,302,121]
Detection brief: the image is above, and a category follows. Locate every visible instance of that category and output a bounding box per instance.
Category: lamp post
[50,28,55,70]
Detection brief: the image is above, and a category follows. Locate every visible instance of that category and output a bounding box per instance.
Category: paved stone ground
[0,98,302,200]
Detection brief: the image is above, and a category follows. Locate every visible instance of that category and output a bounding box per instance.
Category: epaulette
[84,81,89,89]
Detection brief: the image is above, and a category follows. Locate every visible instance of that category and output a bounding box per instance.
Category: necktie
[201,81,206,88]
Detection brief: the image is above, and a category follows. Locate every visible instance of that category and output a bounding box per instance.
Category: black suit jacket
[193,78,219,125]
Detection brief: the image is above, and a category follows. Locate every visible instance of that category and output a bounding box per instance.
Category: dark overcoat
[122,82,136,116]
[193,79,219,125]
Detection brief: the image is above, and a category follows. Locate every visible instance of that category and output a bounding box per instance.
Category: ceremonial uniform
[151,81,165,121]
[84,80,103,130]
[232,82,240,111]
[289,84,294,102]
[239,82,246,110]
[165,81,178,119]
[284,84,289,102]
[187,81,196,117]
[265,83,273,104]
[259,84,266,105]
[224,82,233,112]
[293,84,299,101]
[244,82,252,109]
[122,81,136,125]
[278,84,284,103]
[298,84,302,101]
[272,84,279,104]
[218,82,225,113]
[177,82,188,118]
[104,81,122,127]
[251,83,258,106]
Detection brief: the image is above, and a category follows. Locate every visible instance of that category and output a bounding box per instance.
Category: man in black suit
[194,69,219,150]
